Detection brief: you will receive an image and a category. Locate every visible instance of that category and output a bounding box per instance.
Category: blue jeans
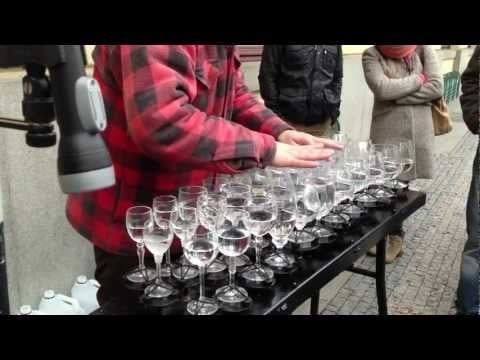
[456,145,480,315]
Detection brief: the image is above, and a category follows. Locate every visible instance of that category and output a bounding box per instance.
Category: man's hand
[278,130,343,150]
[271,142,335,168]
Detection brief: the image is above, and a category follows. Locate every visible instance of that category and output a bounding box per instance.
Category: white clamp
[75,76,107,133]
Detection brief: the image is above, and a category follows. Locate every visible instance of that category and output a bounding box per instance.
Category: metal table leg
[310,292,320,315]
[376,237,388,315]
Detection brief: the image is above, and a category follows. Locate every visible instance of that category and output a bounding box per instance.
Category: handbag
[431,97,452,136]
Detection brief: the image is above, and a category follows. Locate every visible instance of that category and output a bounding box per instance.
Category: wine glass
[267,167,296,250]
[389,138,415,187]
[332,132,348,146]
[304,177,327,219]
[222,183,251,210]
[345,140,370,192]
[171,199,200,281]
[215,208,251,304]
[265,188,297,269]
[287,175,317,244]
[221,183,252,267]
[346,158,369,193]
[295,188,317,231]
[334,167,355,205]
[331,133,348,169]
[378,144,402,190]
[152,195,177,277]
[232,172,253,187]
[370,144,399,198]
[367,150,385,187]
[203,175,232,193]
[308,164,337,238]
[267,167,296,198]
[175,186,207,277]
[240,195,277,283]
[197,192,228,274]
[250,167,272,197]
[125,206,156,283]
[184,226,219,315]
[286,167,299,186]
[143,219,175,298]
[179,186,207,204]
[346,139,372,158]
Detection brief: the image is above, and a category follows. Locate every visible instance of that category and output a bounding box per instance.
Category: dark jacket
[259,45,343,126]
[460,46,479,135]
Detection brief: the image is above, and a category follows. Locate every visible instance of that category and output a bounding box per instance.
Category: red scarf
[376,45,417,59]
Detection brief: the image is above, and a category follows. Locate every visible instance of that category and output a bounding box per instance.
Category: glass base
[187,298,219,315]
[289,231,315,244]
[125,267,156,284]
[207,257,227,273]
[234,254,252,268]
[313,225,334,238]
[144,281,174,298]
[385,179,408,190]
[372,186,395,199]
[264,251,296,269]
[240,264,274,283]
[172,264,199,281]
[324,213,347,224]
[215,284,249,304]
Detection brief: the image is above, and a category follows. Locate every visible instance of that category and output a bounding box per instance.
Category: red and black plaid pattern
[66,45,292,255]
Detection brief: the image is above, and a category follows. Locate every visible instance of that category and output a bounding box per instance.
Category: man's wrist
[273,120,296,141]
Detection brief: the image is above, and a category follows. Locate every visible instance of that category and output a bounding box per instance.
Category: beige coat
[362,46,443,180]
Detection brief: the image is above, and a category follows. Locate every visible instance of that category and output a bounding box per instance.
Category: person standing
[66,45,342,305]
[457,45,479,315]
[362,45,443,263]
[259,45,343,137]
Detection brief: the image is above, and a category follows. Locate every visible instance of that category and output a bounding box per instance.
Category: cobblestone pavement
[300,102,478,316]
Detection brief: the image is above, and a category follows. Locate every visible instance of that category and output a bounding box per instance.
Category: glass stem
[199,266,206,301]
[228,256,236,287]
[136,243,146,270]
[165,249,171,267]
[255,236,262,265]
[155,254,163,285]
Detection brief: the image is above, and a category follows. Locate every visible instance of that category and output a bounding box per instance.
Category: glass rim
[179,185,207,191]
[222,183,251,192]
[199,192,227,201]
[153,195,177,203]
[126,206,152,215]
[178,185,208,196]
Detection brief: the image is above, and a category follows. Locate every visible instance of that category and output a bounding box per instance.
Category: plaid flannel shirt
[66,45,292,255]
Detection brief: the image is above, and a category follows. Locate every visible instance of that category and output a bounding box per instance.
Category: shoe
[385,234,404,264]
[368,235,391,257]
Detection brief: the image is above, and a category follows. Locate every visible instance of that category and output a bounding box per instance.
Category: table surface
[94,190,426,316]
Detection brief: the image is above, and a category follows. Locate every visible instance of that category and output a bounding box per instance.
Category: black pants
[94,246,156,307]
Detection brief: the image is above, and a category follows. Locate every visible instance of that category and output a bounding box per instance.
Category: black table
[94,190,426,316]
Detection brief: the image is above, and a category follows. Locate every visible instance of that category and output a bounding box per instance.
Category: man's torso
[66,45,241,255]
